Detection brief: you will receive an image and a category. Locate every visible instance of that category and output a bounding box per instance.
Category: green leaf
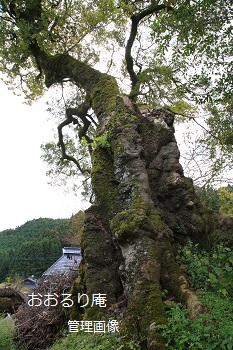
[220,289,228,297]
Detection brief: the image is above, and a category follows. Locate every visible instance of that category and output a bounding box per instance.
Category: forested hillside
[0,212,84,281]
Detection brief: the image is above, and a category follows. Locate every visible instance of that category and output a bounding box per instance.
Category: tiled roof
[43,247,81,276]
[63,247,81,255]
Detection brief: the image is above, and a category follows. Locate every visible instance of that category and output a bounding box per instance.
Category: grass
[48,331,140,350]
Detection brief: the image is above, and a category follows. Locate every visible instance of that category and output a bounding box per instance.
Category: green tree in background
[0,217,84,281]
[198,184,233,218]
[198,185,222,212]
[9,236,62,278]
[218,185,233,218]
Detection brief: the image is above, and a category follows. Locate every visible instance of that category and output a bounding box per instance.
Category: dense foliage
[198,184,233,218]
[48,333,141,350]
[0,0,232,186]
[157,293,233,350]
[156,241,233,349]
[151,0,233,184]
[176,241,233,297]
[0,218,65,280]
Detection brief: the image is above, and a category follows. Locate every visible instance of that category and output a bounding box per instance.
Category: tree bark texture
[76,92,233,349]
[31,52,233,349]
[6,1,232,346]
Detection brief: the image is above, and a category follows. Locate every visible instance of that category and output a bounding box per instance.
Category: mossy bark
[9,5,233,348]
[32,50,233,349]
[0,287,26,313]
[78,94,233,349]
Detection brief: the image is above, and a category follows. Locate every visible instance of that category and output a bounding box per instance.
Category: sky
[0,82,89,231]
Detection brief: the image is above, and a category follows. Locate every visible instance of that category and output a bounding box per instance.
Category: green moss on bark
[111,209,149,243]
[91,74,119,117]
[120,254,167,350]
[91,146,118,216]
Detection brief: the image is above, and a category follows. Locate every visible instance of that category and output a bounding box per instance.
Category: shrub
[156,241,233,349]
[0,313,16,350]
[176,241,233,296]
[157,292,233,350]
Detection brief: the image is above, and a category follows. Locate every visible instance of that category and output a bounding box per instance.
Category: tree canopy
[0,0,232,187]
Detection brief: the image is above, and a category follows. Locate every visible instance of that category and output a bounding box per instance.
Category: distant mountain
[0,213,84,281]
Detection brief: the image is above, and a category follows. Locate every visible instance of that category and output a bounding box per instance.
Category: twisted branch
[125,2,173,97]
[57,98,92,173]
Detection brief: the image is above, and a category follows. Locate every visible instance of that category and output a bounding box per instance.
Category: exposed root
[179,274,208,319]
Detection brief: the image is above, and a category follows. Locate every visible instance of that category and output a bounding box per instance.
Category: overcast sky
[0,82,89,231]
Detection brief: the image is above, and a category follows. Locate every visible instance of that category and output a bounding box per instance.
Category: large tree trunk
[33,51,233,349]
[6,0,232,345]
[72,95,233,349]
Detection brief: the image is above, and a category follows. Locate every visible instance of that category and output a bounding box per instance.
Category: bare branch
[57,97,92,173]
[57,118,84,172]
[125,3,173,97]
[106,44,115,74]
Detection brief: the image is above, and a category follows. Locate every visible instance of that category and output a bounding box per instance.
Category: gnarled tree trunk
[68,89,233,349]
[4,2,233,348]
[22,48,233,349]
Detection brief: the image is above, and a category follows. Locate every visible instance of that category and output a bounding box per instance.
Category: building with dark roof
[43,247,81,276]
[23,275,38,289]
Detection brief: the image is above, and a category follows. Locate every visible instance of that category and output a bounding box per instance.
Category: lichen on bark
[33,51,233,346]
[75,92,233,349]
[4,2,233,349]
[16,35,233,350]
